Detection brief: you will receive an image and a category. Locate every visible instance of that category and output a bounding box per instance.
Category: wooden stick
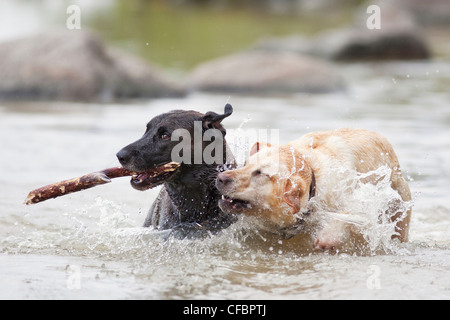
[24,162,180,205]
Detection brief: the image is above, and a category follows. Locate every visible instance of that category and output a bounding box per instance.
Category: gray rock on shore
[324,1,431,61]
[311,27,431,61]
[0,30,185,101]
[187,51,343,94]
[256,0,432,62]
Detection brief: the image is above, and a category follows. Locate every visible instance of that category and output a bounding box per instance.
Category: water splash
[3,164,416,261]
[313,166,413,254]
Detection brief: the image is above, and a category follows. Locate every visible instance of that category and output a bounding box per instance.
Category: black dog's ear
[202,104,233,132]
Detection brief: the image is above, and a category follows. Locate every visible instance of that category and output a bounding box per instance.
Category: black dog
[116,104,236,238]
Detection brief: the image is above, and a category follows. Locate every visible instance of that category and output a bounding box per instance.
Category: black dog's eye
[160,132,171,140]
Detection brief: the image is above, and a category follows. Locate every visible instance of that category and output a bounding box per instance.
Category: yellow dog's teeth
[221,195,234,203]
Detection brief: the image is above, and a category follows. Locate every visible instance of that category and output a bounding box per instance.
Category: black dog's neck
[164,164,222,224]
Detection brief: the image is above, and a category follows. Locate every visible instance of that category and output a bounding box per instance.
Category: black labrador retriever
[116,104,236,238]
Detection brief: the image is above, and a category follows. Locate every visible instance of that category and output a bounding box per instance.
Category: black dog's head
[117,104,233,189]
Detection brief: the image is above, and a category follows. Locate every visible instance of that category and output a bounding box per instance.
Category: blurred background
[0,0,449,102]
[2,0,362,70]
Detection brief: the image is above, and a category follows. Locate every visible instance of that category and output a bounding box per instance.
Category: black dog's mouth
[129,162,180,191]
[219,195,252,213]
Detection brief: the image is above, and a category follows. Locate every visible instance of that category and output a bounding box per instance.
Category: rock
[0,30,185,101]
[317,0,431,61]
[311,27,431,61]
[256,28,431,62]
[187,51,342,94]
[255,1,431,62]
[255,35,312,55]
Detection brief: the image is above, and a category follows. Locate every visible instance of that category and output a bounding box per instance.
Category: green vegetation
[88,1,349,70]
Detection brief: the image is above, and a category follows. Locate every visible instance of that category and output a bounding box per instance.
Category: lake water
[1,61,450,300]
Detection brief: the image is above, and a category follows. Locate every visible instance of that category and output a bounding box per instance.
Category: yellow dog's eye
[252,169,262,177]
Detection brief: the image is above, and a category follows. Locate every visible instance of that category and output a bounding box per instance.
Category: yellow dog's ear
[250,142,272,156]
[282,178,302,215]
[282,166,315,215]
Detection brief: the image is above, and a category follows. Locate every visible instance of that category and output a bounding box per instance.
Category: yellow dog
[216,128,412,251]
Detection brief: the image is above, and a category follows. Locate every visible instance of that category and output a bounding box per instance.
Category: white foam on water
[310,166,414,254]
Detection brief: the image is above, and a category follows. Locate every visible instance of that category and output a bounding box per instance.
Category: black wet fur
[116,104,236,239]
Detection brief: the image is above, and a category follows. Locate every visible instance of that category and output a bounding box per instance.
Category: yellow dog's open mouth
[219,195,253,213]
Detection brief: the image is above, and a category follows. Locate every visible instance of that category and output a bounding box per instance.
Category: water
[1,61,450,300]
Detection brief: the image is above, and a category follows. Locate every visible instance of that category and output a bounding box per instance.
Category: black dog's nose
[116,149,131,166]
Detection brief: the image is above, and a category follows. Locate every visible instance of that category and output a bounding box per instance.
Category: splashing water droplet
[314,166,413,254]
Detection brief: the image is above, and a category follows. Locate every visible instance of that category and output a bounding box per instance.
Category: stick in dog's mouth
[25,162,180,205]
[129,162,180,191]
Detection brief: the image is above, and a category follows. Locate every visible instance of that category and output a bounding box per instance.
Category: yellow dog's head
[216,142,316,231]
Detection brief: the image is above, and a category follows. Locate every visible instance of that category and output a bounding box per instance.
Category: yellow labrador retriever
[216,128,412,251]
